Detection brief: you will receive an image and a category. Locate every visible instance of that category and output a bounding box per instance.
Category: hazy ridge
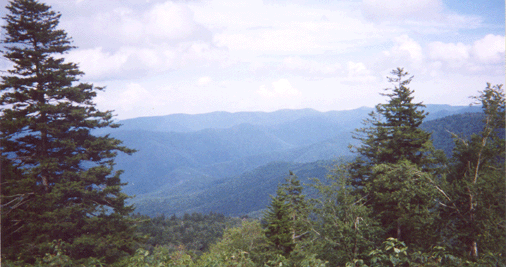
[103,105,482,216]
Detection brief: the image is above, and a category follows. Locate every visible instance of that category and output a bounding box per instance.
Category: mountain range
[100,104,483,217]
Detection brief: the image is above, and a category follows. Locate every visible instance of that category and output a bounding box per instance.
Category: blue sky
[1,0,504,119]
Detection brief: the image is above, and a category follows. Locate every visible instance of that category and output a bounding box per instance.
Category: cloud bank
[0,0,503,119]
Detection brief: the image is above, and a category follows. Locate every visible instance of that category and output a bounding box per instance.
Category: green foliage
[198,220,268,266]
[0,0,136,264]
[108,105,478,216]
[132,160,332,217]
[117,247,195,267]
[263,187,296,257]
[420,112,487,157]
[347,237,504,267]
[368,238,409,266]
[198,218,327,267]
[107,107,480,218]
[1,12,502,264]
[263,172,309,258]
[309,163,382,266]
[133,212,241,256]
[351,68,438,184]
[198,251,256,267]
[297,252,328,267]
[367,161,439,250]
[2,239,105,267]
[439,84,506,261]
[349,68,442,249]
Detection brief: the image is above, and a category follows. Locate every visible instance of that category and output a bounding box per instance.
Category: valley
[104,104,483,217]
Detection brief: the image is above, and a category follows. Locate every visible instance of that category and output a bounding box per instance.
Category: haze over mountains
[102,104,482,217]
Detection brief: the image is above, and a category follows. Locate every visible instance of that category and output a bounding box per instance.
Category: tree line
[1,0,504,266]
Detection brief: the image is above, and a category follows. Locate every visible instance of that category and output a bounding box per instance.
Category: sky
[1,0,504,119]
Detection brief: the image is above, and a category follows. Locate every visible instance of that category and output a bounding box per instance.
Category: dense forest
[1,0,505,266]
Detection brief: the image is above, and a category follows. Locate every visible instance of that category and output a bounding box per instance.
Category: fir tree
[263,172,308,258]
[283,171,308,243]
[1,0,137,264]
[351,68,438,186]
[264,186,294,257]
[368,160,438,250]
[350,68,441,247]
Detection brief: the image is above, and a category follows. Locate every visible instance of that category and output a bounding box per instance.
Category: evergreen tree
[351,68,439,187]
[368,160,438,250]
[282,171,308,243]
[264,186,295,257]
[1,0,137,264]
[263,172,308,258]
[310,163,382,266]
[440,84,505,261]
[349,68,441,247]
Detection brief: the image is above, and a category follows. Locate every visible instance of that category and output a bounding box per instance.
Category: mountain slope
[132,160,336,217]
[103,105,485,216]
[113,125,295,194]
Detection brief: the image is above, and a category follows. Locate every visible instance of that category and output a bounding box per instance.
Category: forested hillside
[113,109,485,217]
[133,160,335,217]
[1,1,504,266]
[420,112,506,157]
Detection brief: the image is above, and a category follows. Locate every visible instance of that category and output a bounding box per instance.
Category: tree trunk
[471,241,478,259]
[468,188,478,259]
[397,220,402,241]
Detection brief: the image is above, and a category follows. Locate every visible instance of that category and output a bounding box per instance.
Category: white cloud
[144,2,197,40]
[67,41,229,80]
[392,35,424,63]
[428,41,470,62]
[362,0,443,22]
[360,0,483,33]
[347,61,369,77]
[471,34,505,64]
[258,79,301,98]
[426,34,505,74]
[53,0,222,81]
[180,41,230,68]
[61,1,205,47]
[67,47,130,79]
[340,61,377,84]
[197,76,212,86]
[282,56,342,76]
[201,1,384,55]
[67,46,170,80]
[378,35,424,72]
[117,83,158,112]
[1,0,503,119]
[444,13,482,29]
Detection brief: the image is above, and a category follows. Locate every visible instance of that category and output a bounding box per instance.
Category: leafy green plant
[368,238,409,267]
[118,247,194,267]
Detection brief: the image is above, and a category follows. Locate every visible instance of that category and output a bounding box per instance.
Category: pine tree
[440,84,505,261]
[1,0,137,264]
[349,68,441,247]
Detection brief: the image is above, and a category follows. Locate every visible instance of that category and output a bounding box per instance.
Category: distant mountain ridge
[115,104,480,133]
[103,105,483,216]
